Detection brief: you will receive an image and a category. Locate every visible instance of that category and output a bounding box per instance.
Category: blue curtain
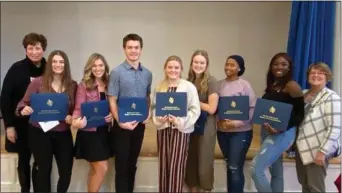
[287,1,336,89]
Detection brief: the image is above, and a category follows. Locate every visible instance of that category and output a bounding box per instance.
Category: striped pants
[157,127,190,193]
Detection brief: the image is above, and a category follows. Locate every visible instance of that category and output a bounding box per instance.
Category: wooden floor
[1,123,340,164]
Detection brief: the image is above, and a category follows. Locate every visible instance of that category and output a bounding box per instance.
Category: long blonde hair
[82,53,110,90]
[155,55,183,92]
[187,50,210,94]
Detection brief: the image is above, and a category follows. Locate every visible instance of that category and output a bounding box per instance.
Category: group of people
[0,32,340,193]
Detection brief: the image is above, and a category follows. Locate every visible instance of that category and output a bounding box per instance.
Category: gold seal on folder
[269,106,276,114]
[231,101,236,108]
[131,103,136,109]
[169,97,174,104]
[46,99,53,107]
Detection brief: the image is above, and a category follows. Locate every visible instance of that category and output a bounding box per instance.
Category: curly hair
[22,32,47,51]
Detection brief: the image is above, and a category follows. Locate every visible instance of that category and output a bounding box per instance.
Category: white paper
[39,121,59,132]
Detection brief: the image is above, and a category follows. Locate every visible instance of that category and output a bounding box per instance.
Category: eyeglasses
[309,71,326,76]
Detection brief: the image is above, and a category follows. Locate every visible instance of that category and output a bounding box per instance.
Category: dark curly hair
[22,32,47,51]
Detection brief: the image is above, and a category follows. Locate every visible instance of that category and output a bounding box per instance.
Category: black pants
[28,126,74,192]
[17,145,38,192]
[5,123,38,192]
[112,121,145,193]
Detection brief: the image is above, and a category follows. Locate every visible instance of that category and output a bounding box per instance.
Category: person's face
[308,68,327,87]
[124,40,141,62]
[165,60,182,80]
[224,58,240,77]
[26,43,44,63]
[51,55,65,75]
[91,59,106,78]
[191,55,207,75]
[271,56,290,78]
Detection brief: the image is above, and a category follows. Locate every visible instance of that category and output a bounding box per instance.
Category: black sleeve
[0,65,17,129]
[292,96,305,127]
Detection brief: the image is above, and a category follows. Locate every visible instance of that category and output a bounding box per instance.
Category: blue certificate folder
[30,93,68,122]
[118,97,148,122]
[194,111,208,135]
[81,100,109,128]
[217,96,249,120]
[251,98,293,131]
[155,92,187,117]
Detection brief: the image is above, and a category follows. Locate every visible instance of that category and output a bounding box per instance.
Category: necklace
[272,81,281,92]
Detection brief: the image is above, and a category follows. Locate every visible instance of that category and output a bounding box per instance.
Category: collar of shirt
[123,60,143,71]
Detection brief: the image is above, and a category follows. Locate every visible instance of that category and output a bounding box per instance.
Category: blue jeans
[217,130,253,193]
[251,127,296,192]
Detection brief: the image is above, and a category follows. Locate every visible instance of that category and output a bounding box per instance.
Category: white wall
[1,1,291,98]
[333,2,341,95]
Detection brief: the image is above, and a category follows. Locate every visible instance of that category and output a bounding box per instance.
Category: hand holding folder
[118,97,148,123]
[29,93,68,122]
[81,100,110,129]
[155,92,187,117]
[251,98,293,132]
[217,96,249,120]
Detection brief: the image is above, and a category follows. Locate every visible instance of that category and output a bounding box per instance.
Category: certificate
[30,93,68,122]
[251,98,293,132]
[217,96,249,120]
[118,97,148,122]
[194,111,208,135]
[155,92,187,117]
[81,100,110,128]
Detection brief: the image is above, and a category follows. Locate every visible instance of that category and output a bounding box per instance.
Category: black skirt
[74,125,112,162]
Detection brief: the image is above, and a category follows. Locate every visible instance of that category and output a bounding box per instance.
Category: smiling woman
[250,52,305,193]
[0,32,47,192]
[216,54,256,193]
[71,53,112,193]
[185,50,219,193]
[15,50,78,193]
[296,62,341,193]
[152,55,201,193]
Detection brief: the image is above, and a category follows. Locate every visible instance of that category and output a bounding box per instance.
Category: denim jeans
[217,130,253,193]
[251,127,295,192]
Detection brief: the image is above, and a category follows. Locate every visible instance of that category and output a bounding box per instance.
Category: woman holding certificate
[184,50,219,193]
[152,55,201,193]
[71,53,113,192]
[16,50,77,193]
[296,62,341,192]
[250,53,304,193]
[216,55,256,193]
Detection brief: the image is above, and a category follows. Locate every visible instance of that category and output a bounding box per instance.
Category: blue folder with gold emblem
[118,97,148,122]
[155,92,187,117]
[217,96,249,120]
[81,100,109,128]
[30,93,68,122]
[251,98,293,132]
[194,111,208,135]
